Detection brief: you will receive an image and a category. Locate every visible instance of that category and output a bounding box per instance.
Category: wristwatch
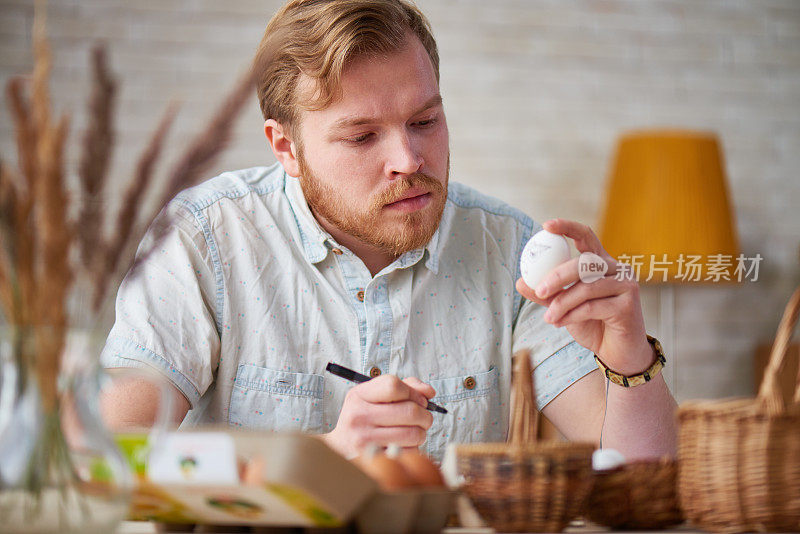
[593,335,666,387]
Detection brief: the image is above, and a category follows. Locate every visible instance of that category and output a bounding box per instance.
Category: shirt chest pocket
[424,367,503,464]
[228,364,324,434]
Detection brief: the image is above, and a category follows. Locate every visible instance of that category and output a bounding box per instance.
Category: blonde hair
[254,0,439,136]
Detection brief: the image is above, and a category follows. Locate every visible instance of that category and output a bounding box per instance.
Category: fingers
[518,221,617,302]
[532,256,581,299]
[348,375,435,432]
[402,376,435,400]
[354,425,429,450]
[516,277,547,306]
[552,294,625,328]
[331,375,437,456]
[357,374,430,407]
[542,218,605,255]
[516,256,582,302]
[353,400,434,431]
[544,277,629,326]
[534,253,622,300]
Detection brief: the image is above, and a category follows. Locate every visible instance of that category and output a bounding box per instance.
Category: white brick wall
[2,0,798,401]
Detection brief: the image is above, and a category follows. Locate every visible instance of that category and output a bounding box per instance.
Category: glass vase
[0,327,133,533]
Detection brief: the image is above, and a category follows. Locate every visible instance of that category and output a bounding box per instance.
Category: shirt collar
[283,168,443,274]
[284,172,330,264]
[422,217,442,274]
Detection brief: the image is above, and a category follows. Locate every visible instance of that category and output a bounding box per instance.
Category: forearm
[602,373,678,460]
[544,344,679,459]
[593,333,678,459]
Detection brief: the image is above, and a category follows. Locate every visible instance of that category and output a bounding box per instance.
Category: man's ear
[264,119,300,177]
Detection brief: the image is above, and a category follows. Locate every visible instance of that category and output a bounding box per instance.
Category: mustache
[373,173,444,207]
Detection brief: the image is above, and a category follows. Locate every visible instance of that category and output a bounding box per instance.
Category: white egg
[592,448,626,471]
[519,230,571,290]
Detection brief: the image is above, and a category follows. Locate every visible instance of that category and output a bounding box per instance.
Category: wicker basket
[583,457,684,530]
[457,441,595,533]
[677,286,800,533]
[455,350,595,532]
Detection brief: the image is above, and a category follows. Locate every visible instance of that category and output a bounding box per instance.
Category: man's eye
[414,117,438,128]
[343,133,372,144]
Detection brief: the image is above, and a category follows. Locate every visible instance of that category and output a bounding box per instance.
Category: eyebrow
[329,94,443,132]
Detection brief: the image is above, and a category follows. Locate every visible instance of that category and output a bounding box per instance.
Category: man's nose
[385,130,423,178]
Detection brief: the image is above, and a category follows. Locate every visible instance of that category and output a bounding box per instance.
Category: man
[101,0,676,463]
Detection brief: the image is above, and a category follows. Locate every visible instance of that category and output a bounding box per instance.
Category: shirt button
[356,290,365,302]
[369,366,382,378]
[463,376,476,390]
[332,248,343,255]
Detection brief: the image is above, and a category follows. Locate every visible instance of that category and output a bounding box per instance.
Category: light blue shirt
[101,163,596,462]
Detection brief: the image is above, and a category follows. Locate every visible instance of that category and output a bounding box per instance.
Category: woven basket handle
[757,285,800,415]
[508,349,539,446]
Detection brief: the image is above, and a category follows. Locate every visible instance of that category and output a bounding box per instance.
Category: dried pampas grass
[0,2,255,400]
[6,78,38,327]
[97,64,258,308]
[0,163,18,319]
[77,45,116,275]
[0,0,256,506]
[126,67,258,275]
[92,102,177,311]
[159,67,256,212]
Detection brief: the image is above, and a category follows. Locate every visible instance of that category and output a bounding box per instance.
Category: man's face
[293,35,450,257]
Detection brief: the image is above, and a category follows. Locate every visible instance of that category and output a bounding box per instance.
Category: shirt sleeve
[512,297,597,410]
[100,200,221,408]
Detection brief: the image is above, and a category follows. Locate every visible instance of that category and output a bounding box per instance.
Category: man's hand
[516,219,677,459]
[322,375,435,459]
[516,218,655,375]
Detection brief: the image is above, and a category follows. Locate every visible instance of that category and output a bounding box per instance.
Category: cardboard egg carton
[117,429,454,533]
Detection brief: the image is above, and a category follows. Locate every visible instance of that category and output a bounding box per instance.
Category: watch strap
[594,335,666,388]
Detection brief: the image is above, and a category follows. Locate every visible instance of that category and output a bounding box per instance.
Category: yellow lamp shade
[599,130,740,284]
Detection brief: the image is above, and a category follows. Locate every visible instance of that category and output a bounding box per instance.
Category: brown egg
[241,455,265,486]
[353,449,416,491]
[396,450,445,488]
[237,456,247,481]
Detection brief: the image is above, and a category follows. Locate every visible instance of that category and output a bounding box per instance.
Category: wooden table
[116,520,705,533]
